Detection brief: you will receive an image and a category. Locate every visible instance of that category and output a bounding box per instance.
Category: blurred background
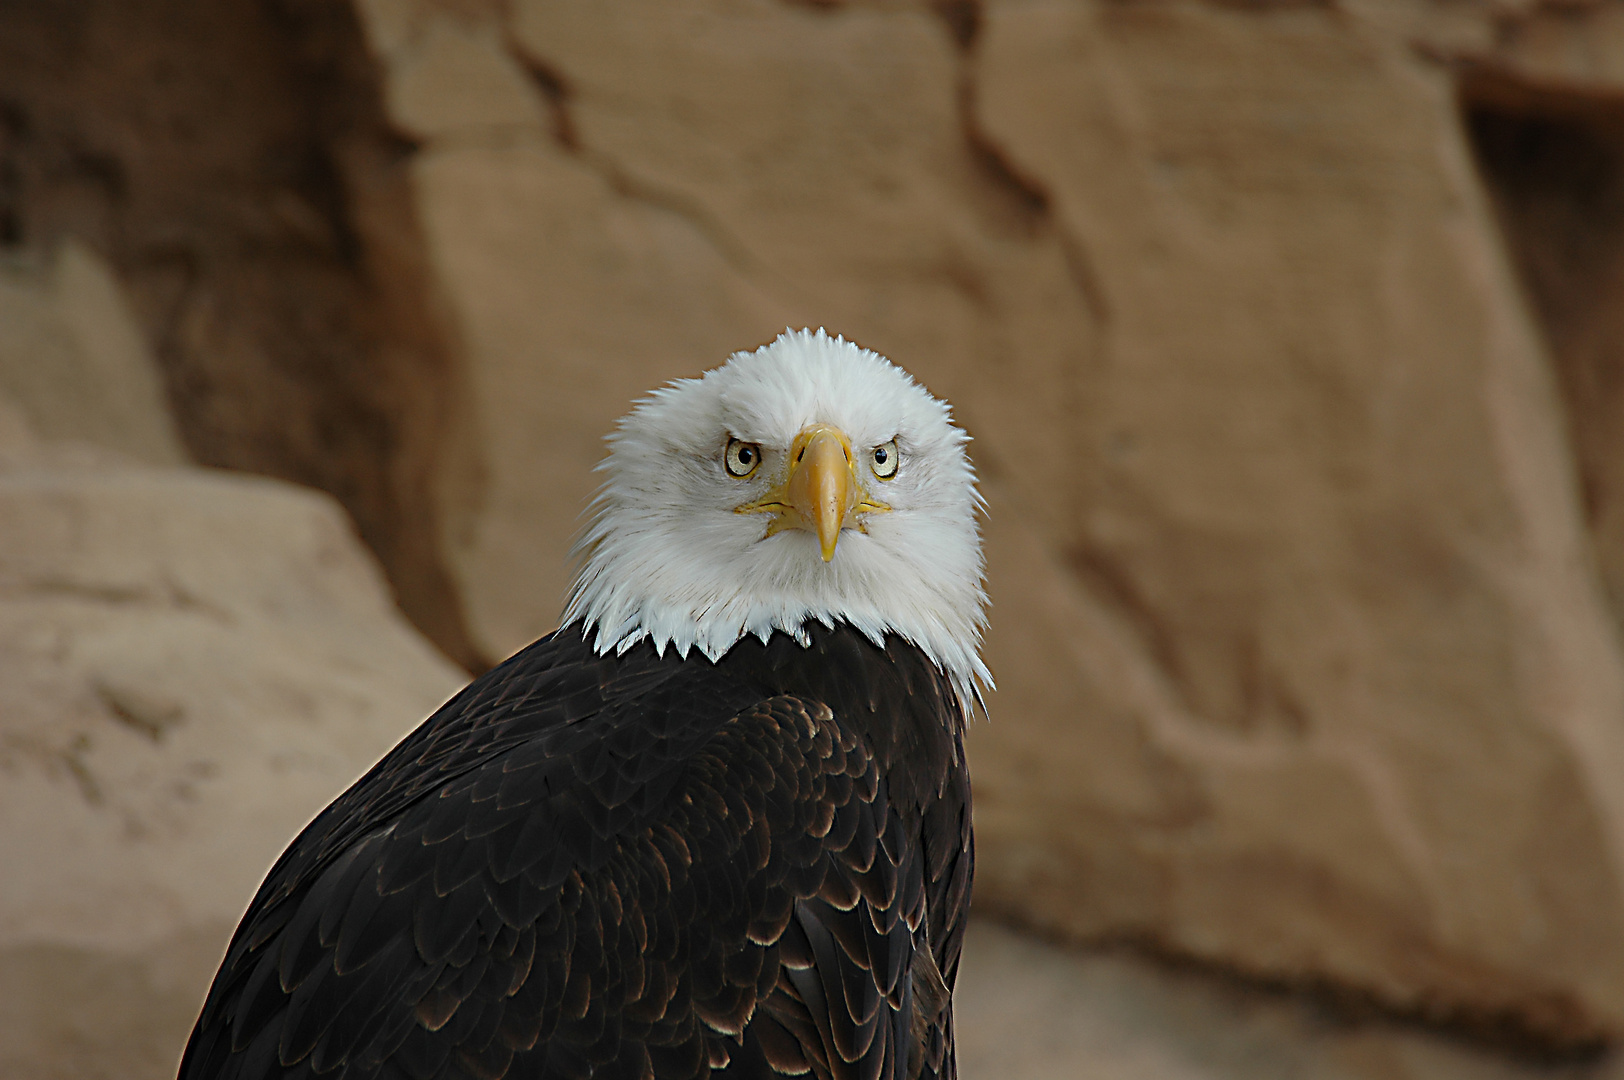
[2,0,1624,1076]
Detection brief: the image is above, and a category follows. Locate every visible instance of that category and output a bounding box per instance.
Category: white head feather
[563,328,991,710]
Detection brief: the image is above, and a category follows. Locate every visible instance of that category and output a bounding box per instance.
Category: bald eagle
[179,329,991,1080]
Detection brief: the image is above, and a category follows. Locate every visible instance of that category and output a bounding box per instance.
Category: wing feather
[180,630,971,1080]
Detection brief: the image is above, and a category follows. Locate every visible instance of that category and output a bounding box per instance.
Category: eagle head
[564,328,990,706]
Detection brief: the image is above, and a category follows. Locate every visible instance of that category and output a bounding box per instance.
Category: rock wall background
[8,0,1624,1077]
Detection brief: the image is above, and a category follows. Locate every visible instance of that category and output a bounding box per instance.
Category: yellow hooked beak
[735,425,889,561]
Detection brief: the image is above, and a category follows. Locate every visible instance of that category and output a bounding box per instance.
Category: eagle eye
[725,438,761,478]
[871,439,899,479]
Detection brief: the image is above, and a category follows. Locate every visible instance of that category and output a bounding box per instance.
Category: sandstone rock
[0,240,185,466]
[345,0,1624,1048]
[356,0,795,657]
[0,423,465,1080]
[955,919,1624,1080]
[967,0,1624,1044]
[0,0,485,670]
[1346,0,1624,92]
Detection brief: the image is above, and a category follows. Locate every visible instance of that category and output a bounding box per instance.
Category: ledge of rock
[0,409,466,1080]
[955,919,1624,1080]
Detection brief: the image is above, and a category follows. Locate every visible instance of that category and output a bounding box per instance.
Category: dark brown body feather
[178,622,973,1080]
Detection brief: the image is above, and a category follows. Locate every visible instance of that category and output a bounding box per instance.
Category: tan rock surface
[0,240,185,466]
[967,0,1624,1043]
[356,0,795,656]
[956,919,1624,1080]
[347,0,1624,1048]
[0,0,488,670]
[0,412,466,1080]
